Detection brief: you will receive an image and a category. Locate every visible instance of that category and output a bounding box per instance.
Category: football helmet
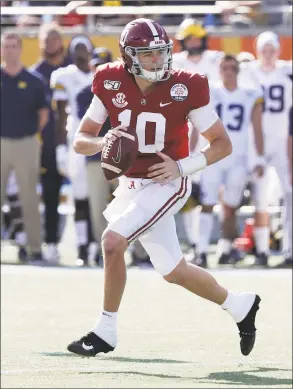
[119,18,173,82]
[176,18,208,55]
[90,47,113,67]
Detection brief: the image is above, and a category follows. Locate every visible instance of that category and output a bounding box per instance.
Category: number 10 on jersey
[118,109,166,153]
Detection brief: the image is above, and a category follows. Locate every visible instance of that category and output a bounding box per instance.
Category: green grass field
[1,247,292,388]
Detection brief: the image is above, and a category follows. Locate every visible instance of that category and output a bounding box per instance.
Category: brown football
[101,129,139,181]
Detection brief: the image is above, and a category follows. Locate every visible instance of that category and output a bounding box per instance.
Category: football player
[173,18,223,83]
[173,18,224,254]
[197,55,265,267]
[67,19,261,358]
[51,35,95,265]
[240,31,292,266]
[276,106,292,268]
[31,23,72,263]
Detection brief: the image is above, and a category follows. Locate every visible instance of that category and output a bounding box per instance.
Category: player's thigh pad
[139,216,183,276]
[200,163,223,206]
[104,176,191,244]
[68,148,88,199]
[223,161,248,208]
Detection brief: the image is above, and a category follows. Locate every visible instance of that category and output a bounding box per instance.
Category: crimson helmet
[119,18,173,82]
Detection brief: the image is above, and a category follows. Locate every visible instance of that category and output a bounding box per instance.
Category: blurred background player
[196,55,265,268]
[276,106,292,268]
[240,31,292,266]
[172,18,224,259]
[173,18,223,83]
[237,51,256,64]
[75,47,113,266]
[31,23,71,264]
[51,34,95,265]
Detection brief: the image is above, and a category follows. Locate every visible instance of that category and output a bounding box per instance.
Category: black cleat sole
[67,332,114,357]
[237,295,261,356]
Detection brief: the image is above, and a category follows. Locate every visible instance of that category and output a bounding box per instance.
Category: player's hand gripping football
[148,151,181,184]
[102,125,128,148]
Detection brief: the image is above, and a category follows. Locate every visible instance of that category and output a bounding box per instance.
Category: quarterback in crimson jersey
[91,62,210,178]
[67,18,261,358]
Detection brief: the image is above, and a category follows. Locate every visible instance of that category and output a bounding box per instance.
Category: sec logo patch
[170,84,188,101]
[112,93,128,108]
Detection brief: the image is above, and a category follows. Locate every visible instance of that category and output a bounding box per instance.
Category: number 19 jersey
[240,60,292,155]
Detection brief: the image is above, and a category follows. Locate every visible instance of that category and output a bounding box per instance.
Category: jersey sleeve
[188,73,210,111]
[86,95,108,124]
[91,66,105,101]
[50,69,68,101]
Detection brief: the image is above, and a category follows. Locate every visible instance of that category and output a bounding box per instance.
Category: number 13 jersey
[210,82,263,158]
[91,61,210,178]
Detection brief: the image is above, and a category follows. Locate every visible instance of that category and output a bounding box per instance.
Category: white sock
[221,291,256,323]
[217,239,232,256]
[15,231,27,246]
[92,310,118,347]
[75,220,88,246]
[254,226,270,254]
[182,209,198,246]
[198,212,214,254]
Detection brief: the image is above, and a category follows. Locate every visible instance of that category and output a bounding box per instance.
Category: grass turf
[1,258,292,388]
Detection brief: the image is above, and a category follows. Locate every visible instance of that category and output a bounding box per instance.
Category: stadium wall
[21,34,292,66]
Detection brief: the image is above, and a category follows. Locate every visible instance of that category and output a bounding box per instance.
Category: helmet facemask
[124,41,173,82]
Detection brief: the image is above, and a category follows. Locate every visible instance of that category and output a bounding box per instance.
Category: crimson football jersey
[92,61,210,178]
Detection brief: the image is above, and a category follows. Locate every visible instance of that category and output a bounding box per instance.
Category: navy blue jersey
[1,67,48,138]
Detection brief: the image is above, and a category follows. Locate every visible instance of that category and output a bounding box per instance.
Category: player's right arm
[73,95,127,156]
[74,67,127,156]
[251,93,265,177]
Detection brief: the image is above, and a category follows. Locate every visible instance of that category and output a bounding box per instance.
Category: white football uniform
[200,82,263,208]
[172,50,223,84]
[51,65,93,199]
[173,50,223,159]
[240,60,292,209]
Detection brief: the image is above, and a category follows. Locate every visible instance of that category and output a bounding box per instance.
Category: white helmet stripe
[144,19,160,42]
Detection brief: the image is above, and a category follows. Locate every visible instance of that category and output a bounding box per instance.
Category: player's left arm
[251,96,265,177]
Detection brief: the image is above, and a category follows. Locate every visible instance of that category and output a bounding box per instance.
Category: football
[101,129,139,181]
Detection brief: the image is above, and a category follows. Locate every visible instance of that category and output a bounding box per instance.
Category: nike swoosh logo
[82,342,94,351]
[160,102,172,107]
[112,139,122,164]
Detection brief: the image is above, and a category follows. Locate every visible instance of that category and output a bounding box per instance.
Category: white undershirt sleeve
[86,95,109,124]
[188,101,219,133]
